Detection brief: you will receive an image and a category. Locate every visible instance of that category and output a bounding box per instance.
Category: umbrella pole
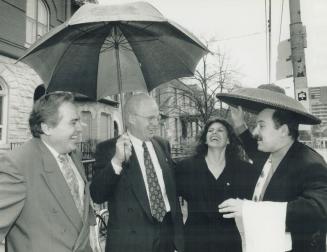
[114,26,129,162]
[114,26,126,132]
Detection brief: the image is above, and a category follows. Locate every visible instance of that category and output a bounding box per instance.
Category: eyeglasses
[134,114,161,122]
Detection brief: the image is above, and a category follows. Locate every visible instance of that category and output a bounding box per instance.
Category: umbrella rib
[116,26,126,44]
[100,44,115,53]
[126,22,155,35]
[128,38,159,44]
[158,40,195,76]
[73,25,104,36]
[47,25,112,92]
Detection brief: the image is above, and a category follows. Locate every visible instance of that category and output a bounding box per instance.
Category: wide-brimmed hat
[216,87,321,125]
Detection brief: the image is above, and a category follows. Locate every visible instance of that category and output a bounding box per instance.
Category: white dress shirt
[111,133,171,212]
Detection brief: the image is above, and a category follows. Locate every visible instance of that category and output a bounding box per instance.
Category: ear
[279,124,290,137]
[127,114,136,125]
[41,122,51,136]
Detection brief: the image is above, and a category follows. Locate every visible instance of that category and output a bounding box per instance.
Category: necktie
[252,155,273,202]
[58,154,84,217]
[142,142,166,222]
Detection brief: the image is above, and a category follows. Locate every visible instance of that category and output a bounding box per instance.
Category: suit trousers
[153,212,175,252]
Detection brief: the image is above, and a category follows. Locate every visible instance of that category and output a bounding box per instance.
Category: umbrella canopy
[19,1,208,100]
[216,88,321,125]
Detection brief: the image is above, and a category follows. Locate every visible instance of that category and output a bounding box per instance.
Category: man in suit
[218,86,327,252]
[90,93,184,252]
[0,92,95,252]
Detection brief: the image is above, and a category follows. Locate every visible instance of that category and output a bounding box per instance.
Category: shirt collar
[127,131,143,148]
[41,139,62,159]
[127,130,151,148]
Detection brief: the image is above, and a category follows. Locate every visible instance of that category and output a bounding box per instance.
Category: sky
[97,0,327,90]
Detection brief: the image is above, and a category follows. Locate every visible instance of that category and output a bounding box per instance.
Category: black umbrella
[19,1,208,103]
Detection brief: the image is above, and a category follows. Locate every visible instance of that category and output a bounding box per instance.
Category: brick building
[0,0,123,153]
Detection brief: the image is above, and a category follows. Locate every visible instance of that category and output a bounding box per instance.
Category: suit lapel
[151,139,177,217]
[263,142,296,199]
[126,148,153,221]
[36,139,83,231]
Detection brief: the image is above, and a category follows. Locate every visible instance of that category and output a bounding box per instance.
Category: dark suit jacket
[240,130,327,252]
[0,138,95,252]
[176,156,257,252]
[90,136,184,252]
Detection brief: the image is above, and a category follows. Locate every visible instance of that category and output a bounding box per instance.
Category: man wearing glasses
[90,93,184,252]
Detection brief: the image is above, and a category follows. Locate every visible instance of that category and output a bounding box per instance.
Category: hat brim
[216,89,321,125]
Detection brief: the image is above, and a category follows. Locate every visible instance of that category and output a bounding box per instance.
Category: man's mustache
[253,135,263,141]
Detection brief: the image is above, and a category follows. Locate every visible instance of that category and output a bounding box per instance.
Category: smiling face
[252,108,285,153]
[42,102,82,154]
[127,96,159,141]
[205,122,229,149]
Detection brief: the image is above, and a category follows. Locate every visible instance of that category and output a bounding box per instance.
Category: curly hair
[195,118,246,162]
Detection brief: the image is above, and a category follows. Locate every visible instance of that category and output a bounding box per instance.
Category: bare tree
[155,39,241,128]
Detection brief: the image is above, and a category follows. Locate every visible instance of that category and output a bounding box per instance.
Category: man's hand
[218,198,244,218]
[230,106,245,128]
[112,134,132,166]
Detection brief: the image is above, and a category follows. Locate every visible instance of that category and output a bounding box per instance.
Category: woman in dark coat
[176,118,257,252]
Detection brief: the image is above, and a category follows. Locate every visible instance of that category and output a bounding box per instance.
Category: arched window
[0,79,8,144]
[25,0,49,46]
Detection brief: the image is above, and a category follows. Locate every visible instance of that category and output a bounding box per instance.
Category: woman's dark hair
[195,118,245,161]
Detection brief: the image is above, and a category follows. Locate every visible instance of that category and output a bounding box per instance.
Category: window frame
[0,80,8,144]
[25,0,50,47]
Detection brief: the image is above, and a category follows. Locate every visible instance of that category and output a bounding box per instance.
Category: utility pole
[289,0,313,140]
[289,0,310,111]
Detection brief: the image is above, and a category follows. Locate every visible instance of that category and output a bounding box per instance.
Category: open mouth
[70,135,81,143]
[210,136,220,141]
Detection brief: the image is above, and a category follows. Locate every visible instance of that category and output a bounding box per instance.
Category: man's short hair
[272,109,299,140]
[29,92,75,138]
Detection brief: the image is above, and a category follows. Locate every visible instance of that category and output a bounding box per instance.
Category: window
[100,113,111,141]
[174,88,178,106]
[0,80,8,144]
[25,0,49,46]
[174,118,178,141]
[81,111,92,141]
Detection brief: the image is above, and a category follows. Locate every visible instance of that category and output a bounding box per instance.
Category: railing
[77,141,96,160]
[10,142,24,150]
[10,141,96,160]
[82,159,96,181]
[171,144,193,160]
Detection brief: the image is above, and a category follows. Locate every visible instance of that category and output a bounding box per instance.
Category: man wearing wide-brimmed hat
[217,85,327,252]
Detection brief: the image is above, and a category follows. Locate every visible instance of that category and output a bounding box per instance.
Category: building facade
[0,0,122,154]
[309,86,327,126]
[152,80,201,155]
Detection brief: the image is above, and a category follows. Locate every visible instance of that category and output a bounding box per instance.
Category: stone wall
[0,55,42,152]
[0,55,123,153]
